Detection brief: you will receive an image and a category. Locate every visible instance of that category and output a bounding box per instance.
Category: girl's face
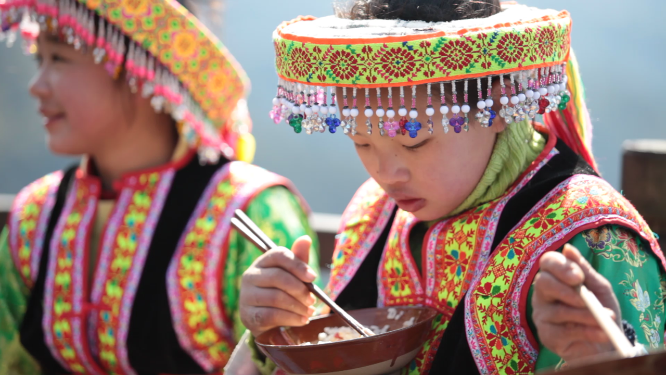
[342,85,505,221]
[30,33,132,155]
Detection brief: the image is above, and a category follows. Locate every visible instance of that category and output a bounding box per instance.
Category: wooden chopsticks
[231,209,373,338]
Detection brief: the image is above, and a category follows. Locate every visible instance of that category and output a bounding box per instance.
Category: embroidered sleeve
[530,225,666,371]
[0,227,42,375]
[222,186,319,373]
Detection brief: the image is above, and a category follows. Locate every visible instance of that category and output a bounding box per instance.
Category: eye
[403,138,430,151]
[354,142,370,149]
[51,53,68,63]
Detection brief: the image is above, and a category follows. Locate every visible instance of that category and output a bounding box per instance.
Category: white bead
[425,107,435,116]
[292,106,301,114]
[461,104,471,113]
[300,104,307,112]
[272,97,279,106]
[547,85,555,94]
[287,102,294,109]
[320,105,329,115]
[398,107,408,117]
[510,96,520,105]
[280,97,287,105]
[538,87,548,96]
[305,107,313,115]
[409,109,418,119]
[557,83,564,91]
[518,93,526,102]
[485,98,494,107]
[452,105,461,114]
[329,105,337,115]
[440,105,449,115]
[312,104,320,113]
[533,91,541,100]
[386,109,396,118]
[364,108,373,117]
[376,108,385,117]
[350,108,359,117]
[342,108,351,117]
[526,89,534,98]
[476,101,486,109]
[562,76,568,84]
[500,96,509,105]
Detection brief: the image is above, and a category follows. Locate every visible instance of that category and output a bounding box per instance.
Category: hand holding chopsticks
[232,209,373,338]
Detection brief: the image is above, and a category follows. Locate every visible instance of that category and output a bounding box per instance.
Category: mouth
[40,110,66,128]
[389,192,426,213]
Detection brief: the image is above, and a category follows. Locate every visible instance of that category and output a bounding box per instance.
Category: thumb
[291,235,312,267]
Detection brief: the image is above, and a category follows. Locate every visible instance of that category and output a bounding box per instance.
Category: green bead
[561,94,570,104]
[558,103,567,110]
[293,125,302,133]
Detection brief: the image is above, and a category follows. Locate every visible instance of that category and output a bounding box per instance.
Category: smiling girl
[0,1,318,374]
[235,1,666,374]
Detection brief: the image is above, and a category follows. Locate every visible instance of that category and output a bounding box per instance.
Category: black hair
[338,0,501,22]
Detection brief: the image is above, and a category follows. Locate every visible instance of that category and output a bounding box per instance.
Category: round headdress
[269,2,597,170]
[0,0,255,163]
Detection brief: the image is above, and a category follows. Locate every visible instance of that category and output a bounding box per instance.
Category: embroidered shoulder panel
[8,171,63,288]
[167,161,293,372]
[324,178,395,303]
[466,174,664,375]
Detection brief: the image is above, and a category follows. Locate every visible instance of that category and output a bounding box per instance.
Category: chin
[46,137,85,156]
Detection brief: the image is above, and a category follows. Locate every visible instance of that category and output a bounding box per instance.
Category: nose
[374,151,410,185]
[29,65,50,100]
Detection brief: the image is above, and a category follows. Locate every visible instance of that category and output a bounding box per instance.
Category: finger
[292,235,313,267]
[243,287,316,317]
[544,322,611,344]
[562,244,613,297]
[535,302,615,327]
[244,306,311,332]
[244,268,316,305]
[533,272,586,308]
[539,250,585,287]
[254,247,317,283]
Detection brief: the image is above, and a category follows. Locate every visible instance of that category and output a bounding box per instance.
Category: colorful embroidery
[466,175,664,375]
[8,171,63,288]
[274,13,570,87]
[583,227,648,267]
[43,177,104,374]
[620,270,664,348]
[167,162,292,372]
[324,179,395,303]
[92,170,174,375]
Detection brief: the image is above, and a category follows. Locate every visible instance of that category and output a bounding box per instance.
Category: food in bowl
[303,308,417,345]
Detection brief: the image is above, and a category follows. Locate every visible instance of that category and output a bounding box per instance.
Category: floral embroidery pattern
[466,175,664,375]
[323,179,395,305]
[583,227,648,267]
[274,18,570,86]
[621,271,665,349]
[8,171,63,288]
[167,162,291,372]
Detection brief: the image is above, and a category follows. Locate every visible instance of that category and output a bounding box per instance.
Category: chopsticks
[231,209,373,338]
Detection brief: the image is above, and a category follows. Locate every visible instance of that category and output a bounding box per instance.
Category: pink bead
[147,71,155,81]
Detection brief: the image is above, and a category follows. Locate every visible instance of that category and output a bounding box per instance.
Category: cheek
[52,68,123,143]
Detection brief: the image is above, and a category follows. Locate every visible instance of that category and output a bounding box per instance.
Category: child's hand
[239,235,318,338]
[532,244,621,363]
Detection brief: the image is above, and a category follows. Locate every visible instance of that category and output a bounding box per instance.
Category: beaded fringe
[0,0,229,164]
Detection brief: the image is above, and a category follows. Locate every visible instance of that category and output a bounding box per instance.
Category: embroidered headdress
[1,0,255,163]
[269,2,597,170]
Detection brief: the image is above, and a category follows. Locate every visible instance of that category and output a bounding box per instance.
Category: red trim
[276,11,571,45]
[421,223,437,282]
[518,218,650,350]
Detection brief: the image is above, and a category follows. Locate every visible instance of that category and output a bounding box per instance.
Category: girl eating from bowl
[235,0,666,374]
[0,0,319,373]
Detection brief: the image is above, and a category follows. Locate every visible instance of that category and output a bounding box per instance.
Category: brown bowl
[538,350,666,375]
[255,306,438,375]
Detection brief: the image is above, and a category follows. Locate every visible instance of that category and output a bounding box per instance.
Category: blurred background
[1,0,665,217]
